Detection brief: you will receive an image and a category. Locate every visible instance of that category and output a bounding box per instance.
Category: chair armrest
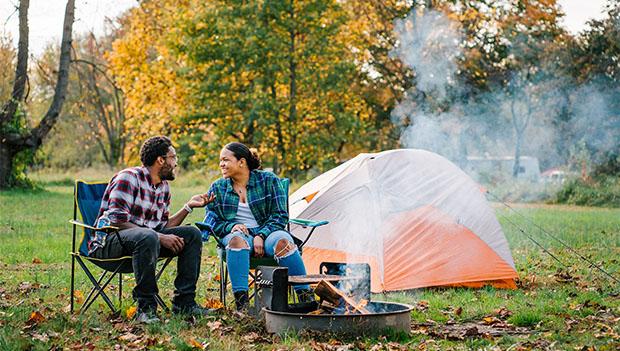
[194,222,224,247]
[69,219,118,233]
[289,218,329,228]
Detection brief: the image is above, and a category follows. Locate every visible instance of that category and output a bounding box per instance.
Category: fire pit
[264,301,413,335]
[255,263,413,335]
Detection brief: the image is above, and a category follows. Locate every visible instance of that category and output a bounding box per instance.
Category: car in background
[541,168,567,184]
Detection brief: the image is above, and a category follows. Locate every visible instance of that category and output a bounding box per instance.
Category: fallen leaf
[73,290,84,304]
[455,306,463,316]
[494,307,512,319]
[415,300,429,312]
[26,311,45,326]
[214,274,221,282]
[126,306,137,319]
[30,332,49,342]
[32,258,43,264]
[207,320,222,332]
[19,282,41,293]
[118,332,140,342]
[204,298,224,309]
[188,338,208,350]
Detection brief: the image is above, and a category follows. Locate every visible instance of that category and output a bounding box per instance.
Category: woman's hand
[253,236,264,257]
[231,223,249,234]
[187,192,216,209]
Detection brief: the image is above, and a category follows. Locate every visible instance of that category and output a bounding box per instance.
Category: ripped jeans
[222,230,309,293]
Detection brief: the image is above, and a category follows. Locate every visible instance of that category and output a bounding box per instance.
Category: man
[91,136,215,323]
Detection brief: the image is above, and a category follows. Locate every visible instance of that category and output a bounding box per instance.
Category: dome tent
[289,149,517,292]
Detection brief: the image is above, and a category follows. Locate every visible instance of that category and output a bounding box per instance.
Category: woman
[203,142,312,310]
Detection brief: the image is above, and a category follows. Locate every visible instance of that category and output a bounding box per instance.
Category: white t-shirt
[233,201,259,229]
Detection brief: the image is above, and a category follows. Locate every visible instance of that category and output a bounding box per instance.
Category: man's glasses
[164,154,178,161]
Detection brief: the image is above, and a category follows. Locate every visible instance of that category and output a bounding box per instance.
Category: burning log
[314,280,370,314]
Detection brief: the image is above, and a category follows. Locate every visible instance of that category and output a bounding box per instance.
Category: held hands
[231,223,249,234]
[186,192,216,209]
[253,235,264,257]
[231,224,264,257]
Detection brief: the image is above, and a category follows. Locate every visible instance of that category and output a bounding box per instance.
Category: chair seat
[72,252,172,274]
[217,248,278,269]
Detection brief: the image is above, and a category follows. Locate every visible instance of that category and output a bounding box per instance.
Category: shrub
[553,177,620,208]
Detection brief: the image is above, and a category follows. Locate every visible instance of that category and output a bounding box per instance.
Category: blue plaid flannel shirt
[202,170,288,240]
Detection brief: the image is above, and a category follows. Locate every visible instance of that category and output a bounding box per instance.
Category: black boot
[233,290,249,311]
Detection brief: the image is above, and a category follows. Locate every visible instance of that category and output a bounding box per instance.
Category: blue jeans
[222,230,308,292]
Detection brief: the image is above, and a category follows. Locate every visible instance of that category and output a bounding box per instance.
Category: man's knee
[228,235,249,249]
[136,228,159,248]
[183,226,202,244]
[275,238,295,258]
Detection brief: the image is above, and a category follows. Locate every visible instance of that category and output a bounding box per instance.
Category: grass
[0,171,619,350]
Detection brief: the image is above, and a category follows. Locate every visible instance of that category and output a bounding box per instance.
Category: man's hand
[231,223,249,234]
[159,233,185,254]
[187,192,216,209]
[253,236,264,257]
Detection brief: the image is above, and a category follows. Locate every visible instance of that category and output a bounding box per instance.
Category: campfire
[310,280,370,315]
[255,263,413,335]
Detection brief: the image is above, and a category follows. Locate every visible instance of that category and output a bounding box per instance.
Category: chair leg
[75,258,118,314]
[154,258,172,312]
[119,273,122,305]
[82,270,120,314]
[70,255,76,313]
[248,270,256,302]
[156,257,173,280]
[82,270,110,311]
[220,258,227,306]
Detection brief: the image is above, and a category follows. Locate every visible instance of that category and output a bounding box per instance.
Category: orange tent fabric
[290,149,518,292]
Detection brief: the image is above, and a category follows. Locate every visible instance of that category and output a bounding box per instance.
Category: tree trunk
[512,133,522,178]
[0,0,75,188]
[0,143,14,187]
[287,0,297,169]
[0,0,28,125]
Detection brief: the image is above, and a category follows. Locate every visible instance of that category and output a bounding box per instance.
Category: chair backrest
[280,177,290,212]
[73,180,108,256]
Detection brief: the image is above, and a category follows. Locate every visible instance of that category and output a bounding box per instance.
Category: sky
[0,0,612,57]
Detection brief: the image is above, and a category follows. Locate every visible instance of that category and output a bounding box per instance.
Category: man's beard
[160,164,176,181]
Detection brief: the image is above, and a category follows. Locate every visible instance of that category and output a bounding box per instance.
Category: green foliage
[553,177,620,208]
[7,149,39,189]
[174,0,371,176]
[508,311,543,327]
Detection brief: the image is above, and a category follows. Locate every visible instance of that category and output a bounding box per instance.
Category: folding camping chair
[69,180,173,315]
[195,178,328,307]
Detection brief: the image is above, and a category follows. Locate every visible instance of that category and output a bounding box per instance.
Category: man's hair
[140,136,172,166]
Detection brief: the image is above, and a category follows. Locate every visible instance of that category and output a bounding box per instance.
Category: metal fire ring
[264,301,413,336]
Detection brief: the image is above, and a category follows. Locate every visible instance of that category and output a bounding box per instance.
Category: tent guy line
[494,209,567,268]
[486,191,620,288]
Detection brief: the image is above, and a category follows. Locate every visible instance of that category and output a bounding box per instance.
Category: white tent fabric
[289,149,517,292]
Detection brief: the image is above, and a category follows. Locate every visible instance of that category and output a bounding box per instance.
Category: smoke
[390,9,619,184]
[392,10,462,99]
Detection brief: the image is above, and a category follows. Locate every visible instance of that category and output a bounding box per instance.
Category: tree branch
[0,0,29,126]
[29,0,75,146]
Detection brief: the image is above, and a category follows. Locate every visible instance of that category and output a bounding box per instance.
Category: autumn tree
[0,0,75,188]
[173,0,372,175]
[107,0,194,164]
[0,35,16,103]
[70,32,126,168]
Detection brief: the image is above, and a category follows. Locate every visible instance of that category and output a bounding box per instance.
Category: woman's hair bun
[248,148,261,170]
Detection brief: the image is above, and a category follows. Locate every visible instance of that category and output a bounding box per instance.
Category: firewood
[314,280,370,314]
